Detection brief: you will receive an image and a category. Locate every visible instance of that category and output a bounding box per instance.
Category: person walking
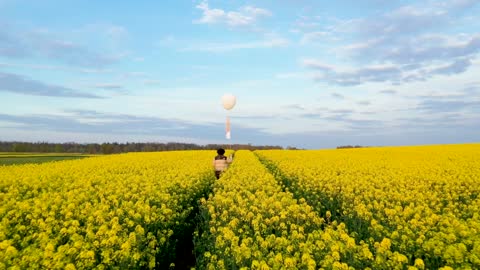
[213,148,233,179]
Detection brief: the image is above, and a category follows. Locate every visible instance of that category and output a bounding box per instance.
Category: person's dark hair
[217,148,225,155]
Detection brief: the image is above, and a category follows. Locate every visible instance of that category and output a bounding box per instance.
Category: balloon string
[226,115,230,133]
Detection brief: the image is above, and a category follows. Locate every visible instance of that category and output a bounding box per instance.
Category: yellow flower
[65,264,76,270]
[414,258,425,269]
[284,257,296,267]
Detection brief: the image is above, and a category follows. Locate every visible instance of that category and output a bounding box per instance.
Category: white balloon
[222,94,236,110]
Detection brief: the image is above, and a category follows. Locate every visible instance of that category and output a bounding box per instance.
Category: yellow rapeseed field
[1,145,479,269]
[195,150,373,270]
[0,151,216,269]
[257,144,480,269]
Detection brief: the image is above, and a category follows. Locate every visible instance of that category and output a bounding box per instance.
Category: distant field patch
[0,153,91,165]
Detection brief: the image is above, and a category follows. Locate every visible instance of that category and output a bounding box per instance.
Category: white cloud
[181,36,289,52]
[331,93,345,99]
[243,6,272,17]
[0,21,128,67]
[299,0,480,86]
[301,59,335,71]
[76,23,130,41]
[357,100,371,106]
[0,71,104,99]
[194,1,271,27]
[92,83,124,90]
[300,31,331,44]
[275,72,310,79]
[142,79,161,86]
[105,25,128,40]
[158,35,176,46]
[302,58,461,86]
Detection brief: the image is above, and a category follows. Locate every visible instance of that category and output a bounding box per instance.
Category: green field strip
[0,156,90,166]
[0,152,91,156]
[0,153,94,166]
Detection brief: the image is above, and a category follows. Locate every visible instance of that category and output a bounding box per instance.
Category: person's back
[213,148,232,179]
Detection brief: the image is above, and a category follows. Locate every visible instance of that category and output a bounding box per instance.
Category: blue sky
[0,0,479,149]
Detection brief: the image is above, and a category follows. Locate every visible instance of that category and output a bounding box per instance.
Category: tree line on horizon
[0,141,288,154]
